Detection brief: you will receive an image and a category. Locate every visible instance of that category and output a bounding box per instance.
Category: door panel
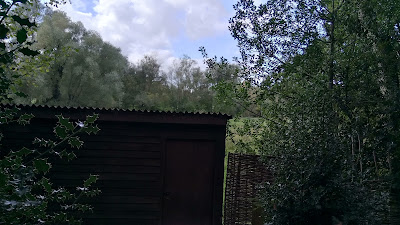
[162,140,215,225]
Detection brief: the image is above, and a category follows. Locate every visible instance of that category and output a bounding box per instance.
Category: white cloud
[164,0,228,39]
[58,0,229,68]
[184,2,228,39]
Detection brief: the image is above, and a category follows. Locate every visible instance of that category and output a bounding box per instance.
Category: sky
[56,0,249,70]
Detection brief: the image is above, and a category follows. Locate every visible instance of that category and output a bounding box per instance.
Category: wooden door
[162,140,215,225]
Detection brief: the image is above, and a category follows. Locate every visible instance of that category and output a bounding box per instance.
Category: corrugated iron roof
[2,103,229,116]
[2,103,232,125]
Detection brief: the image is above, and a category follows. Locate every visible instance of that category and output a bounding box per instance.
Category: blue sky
[58,0,244,69]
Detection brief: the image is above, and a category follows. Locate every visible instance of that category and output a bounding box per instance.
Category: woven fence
[224,153,399,225]
[224,153,273,225]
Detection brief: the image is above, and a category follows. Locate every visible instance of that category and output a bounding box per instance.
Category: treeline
[12,10,239,114]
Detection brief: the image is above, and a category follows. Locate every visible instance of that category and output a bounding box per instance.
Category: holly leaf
[40,177,52,193]
[34,159,51,173]
[68,136,83,149]
[54,125,68,139]
[58,149,68,158]
[17,113,34,125]
[82,125,100,135]
[16,28,27,43]
[41,177,52,193]
[14,147,33,156]
[85,114,99,124]
[83,175,99,188]
[67,152,76,161]
[56,115,75,131]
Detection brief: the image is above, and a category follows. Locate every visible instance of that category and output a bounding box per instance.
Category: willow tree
[15,11,128,108]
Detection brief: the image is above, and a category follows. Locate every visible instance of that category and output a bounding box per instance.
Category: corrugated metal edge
[1,103,232,119]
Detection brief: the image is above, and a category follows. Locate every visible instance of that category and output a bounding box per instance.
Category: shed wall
[1,107,228,225]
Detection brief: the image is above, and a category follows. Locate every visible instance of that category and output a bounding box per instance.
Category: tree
[204,0,400,224]
[121,55,170,110]
[15,11,128,108]
[121,55,218,112]
[167,56,213,112]
[0,1,101,224]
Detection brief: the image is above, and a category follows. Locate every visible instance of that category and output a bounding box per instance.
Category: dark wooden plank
[95,188,161,196]
[73,150,161,159]
[83,218,159,225]
[51,164,161,174]
[85,213,159,219]
[81,136,161,144]
[49,172,159,181]
[81,142,160,151]
[83,196,160,204]
[89,203,160,211]
[51,179,161,189]
[87,210,159,217]
[53,158,161,166]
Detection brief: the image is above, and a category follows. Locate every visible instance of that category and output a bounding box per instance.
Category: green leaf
[13,0,28,3]
[40,177,52,193]
[82,125,100,135]
[56,115,75,131]
[73,203,92,212]
[0,157,13,167]
[0,42,5,50]
[11,15,35,27]
[17,113,33,125]
[11,156,23,169]
[67,152,76,161]
[0,24,9,39]
[19,47,39,56]
[0,171,6,187]
[16,28,27,43]
[15,91,28,98]
[91,125,100,134]
[83,175,98,188]
[15,147,33,156]
[84,189,101,197]
[85,114,99,124]
[58,149,67,158]
[26,193,35,201]
[54,125,68,139]
[58,149,76,161]
[34,159,51,173]
[34,138,55,148]
[68,136,83,149]
[0,53,12,64]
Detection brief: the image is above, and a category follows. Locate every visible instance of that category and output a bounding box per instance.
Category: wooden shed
[2,104,231,225]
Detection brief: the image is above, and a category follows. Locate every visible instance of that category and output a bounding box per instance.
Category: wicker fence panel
[224,153,272,225]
